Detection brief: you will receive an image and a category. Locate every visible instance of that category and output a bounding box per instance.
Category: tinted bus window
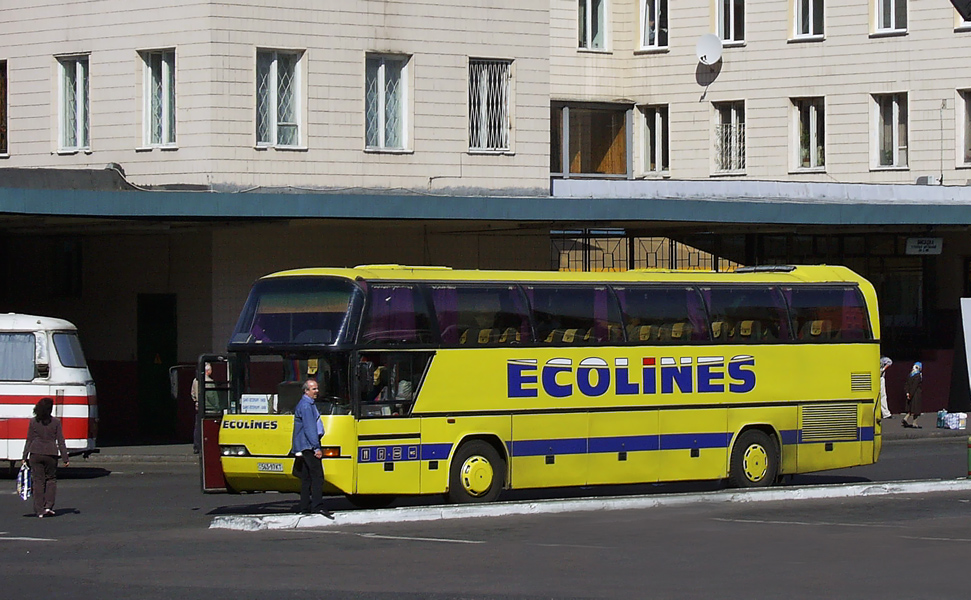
[613,286,709,344]
[703,286,791,343]
[361,284,434,345]
[525,285,623,344]
[785,286,872,342]
[0,333,35,381]
[231,277,362,346]
[52,332,86,368]
[428,284,532,346]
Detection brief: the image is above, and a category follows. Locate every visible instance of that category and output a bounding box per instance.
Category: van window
[0,333,36,381]
[785,286,872,342]
[525,285,624,344]
[613,286,709,344]
[428,284,532,346]
[703,286,791,343]
[53,332,87,368]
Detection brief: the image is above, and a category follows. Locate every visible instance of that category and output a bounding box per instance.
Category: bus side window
[428,284,532,348]
[703,286,790,343]
[614,286,709,344]
[361,285,434,346]
[525,285,623,345]
[784,286,872,342]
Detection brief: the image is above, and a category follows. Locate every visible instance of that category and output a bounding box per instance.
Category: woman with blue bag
[22,397,69,517]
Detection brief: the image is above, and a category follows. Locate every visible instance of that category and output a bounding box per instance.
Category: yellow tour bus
[210,264,881,506]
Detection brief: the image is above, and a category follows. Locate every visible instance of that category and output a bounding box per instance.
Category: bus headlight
[220,445,250,457]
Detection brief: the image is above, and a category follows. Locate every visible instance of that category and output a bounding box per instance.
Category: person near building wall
[879,356,893,419]
[903,361,923,429]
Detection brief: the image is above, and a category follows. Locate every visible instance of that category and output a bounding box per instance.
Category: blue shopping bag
[17,461,31,501]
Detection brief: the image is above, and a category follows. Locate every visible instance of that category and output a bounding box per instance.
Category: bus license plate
[257,462,284,472]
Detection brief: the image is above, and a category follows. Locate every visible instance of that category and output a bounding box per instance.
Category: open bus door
[198,354,230,492]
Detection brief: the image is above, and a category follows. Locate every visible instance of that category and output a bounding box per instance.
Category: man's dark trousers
[297,449,324,512]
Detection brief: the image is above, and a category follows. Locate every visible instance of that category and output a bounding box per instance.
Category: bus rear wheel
[447,440,505,503]
[729,430,779,488]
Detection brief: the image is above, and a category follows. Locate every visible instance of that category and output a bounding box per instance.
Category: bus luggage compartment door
[355,419,422,494]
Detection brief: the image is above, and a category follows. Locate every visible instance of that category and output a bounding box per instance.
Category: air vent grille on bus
[850,372,872,392]
[801,403,859,442]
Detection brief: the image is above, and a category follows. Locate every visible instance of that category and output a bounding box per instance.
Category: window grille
[366,56,405,149]
[256,51,300,146]
[715,101,745,172]
[146,50,175,146]
[469,59,510,151]
[59,56,89,150]
[0,61,6,154]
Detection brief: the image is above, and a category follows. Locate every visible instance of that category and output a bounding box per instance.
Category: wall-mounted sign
[905,237,943,255]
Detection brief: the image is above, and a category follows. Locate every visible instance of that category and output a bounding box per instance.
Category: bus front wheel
[447,440,505,503]
[729,430,779,488]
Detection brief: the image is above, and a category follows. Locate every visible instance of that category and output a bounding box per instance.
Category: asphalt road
[2,436,970,599]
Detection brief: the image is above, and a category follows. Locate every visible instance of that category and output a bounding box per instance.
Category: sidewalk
[77,412,970,464]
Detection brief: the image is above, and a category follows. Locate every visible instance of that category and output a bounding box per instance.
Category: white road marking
[357,533,484,544]
[0,535,56,542]
[900,535,971,543]
[712,517,903,529]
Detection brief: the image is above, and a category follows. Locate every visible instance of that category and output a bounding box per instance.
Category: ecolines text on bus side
[507,355,756,398]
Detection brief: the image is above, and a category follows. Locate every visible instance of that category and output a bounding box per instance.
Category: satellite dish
[696,34,723,66]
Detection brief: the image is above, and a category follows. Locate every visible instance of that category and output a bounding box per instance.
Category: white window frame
[578,0,607,50]
[718,0,745,44]
[365,55,408,151]
[640,0,667,49]
[873,93,908,168]
[714,100,745,173]
[642,105,669,173]
[57,55,89,152]
[795,0,824,38]
[256,49,303,148]
[959,90,971,166]
[875,0,906,33]
[468,59,511,153]
[792,97,825,170]
[142,49,176,148]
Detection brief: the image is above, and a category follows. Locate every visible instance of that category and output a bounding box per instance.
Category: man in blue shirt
[292,379,333,518]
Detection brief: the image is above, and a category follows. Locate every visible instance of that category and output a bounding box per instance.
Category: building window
[714,101,745,172]
[365,55,407,150]
[142,50,176,147]
[795,0,824,37]
[469,59,511,152]
[642,105,668,173]
[641,0,668,48]
[961,90,971,165]
[794,97,824,169]
[256,50,301,147]
[58,56,89,151]
[0,61,6,155]
[718,0,745,43]
[876,0,906,32]
[551,105,629,177]
[578,0,606,50]
[875,93,907,167]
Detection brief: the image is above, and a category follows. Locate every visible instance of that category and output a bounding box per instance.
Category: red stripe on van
[2,417,93,439]
[0,394,91,405]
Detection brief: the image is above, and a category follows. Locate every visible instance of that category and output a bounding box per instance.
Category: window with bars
[469,59,511,152]
[642,105,669,173]
[718,0,745,43]
[875,93,907,167]
[641,0,667,48]
[257,50,301,147]
[714,101,745,172]
[58,56,89,151]
[875,0,906,32]
[962,90,971,165]
[578,0,606,49]
[365,55,406,150]
[795,0,824,37]
[0,61,6,155]
[142,50,176,147]
[794,97,825,169]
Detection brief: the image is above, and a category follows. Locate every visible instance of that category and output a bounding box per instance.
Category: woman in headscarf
[903,362,923,429]
[22,397,69,517]
[879,356,893,420]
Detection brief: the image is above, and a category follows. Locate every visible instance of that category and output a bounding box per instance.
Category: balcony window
[551,105,630,177]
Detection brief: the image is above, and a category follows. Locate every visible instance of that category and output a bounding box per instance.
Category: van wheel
[345,494,395,509]
[447,440,505,503]
[729,430,778,488]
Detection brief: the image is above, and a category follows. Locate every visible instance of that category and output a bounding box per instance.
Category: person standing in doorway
[903,361,923,429]
[879,356,893,420]
[191,362,213,454]
[292,379,333,518]
[23,397,69,518]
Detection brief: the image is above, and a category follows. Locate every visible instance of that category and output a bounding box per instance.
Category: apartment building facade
[1,0,970,440]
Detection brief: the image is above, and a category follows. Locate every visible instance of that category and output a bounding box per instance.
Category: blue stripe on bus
[357,427,876,463]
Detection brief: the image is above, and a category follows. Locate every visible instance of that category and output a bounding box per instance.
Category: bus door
[198,354,230,492]
[354,351,422,495]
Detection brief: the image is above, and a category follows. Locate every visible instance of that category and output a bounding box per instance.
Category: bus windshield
[230,277,363,347]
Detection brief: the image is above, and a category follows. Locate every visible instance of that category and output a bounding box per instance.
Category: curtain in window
[0,333,35,381]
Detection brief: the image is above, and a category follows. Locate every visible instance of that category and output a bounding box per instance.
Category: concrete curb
[209,478,971,532]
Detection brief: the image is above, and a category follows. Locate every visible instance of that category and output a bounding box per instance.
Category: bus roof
[262,264,870,286]
[0,313,79,332]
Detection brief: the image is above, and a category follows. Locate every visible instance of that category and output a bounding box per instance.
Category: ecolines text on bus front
[507,355,756,398]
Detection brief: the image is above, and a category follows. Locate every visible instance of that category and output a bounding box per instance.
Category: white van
[0,314,98,470]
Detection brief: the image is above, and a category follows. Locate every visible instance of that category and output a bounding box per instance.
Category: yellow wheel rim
[742,443,769,483]
[460,455,494,497]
